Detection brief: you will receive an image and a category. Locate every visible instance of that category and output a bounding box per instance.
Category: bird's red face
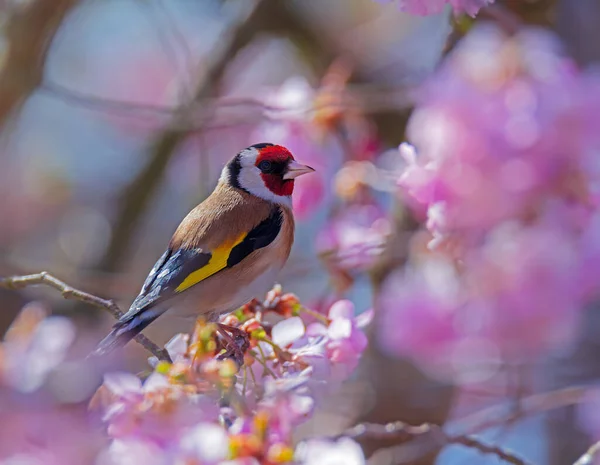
[225,143,315,205]
[255,144,314,197]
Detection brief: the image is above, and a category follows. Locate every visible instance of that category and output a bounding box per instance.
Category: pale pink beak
[283,160,315,180]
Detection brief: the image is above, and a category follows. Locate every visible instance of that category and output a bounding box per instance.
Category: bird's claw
[216,324,250,368]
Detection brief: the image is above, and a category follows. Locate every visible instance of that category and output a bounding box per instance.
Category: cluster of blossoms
[317,202,391,276]
[376,0,495,17]
[254,64,392,285]
[0,303,105,464]
[379,25,600,383]
[96,285,371,464]
[0,287,370,464]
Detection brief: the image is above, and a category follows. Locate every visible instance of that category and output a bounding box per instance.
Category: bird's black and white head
[221,143,315,206]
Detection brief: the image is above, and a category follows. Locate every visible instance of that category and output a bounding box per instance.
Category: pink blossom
[377,261,465,379]
[271,316,305,348]
[0,406,102,465]
[400,26,599,250]
[97,438,168,465]
[295,437,365,465]
[287,327,332,382]
[378,211,591,380]
[387,27,600,378]
[469,218,583,358]
[101,371,218,445]
[0,306,112,464]
[258,379,316,443]
[325,300,371,377]
[265,299,371,387]
[177,423,229,463]
[376,0,494,16]
[1,303,76,393]
[397,142,440,213]
[0,287,369,464]
[317,203,391,272]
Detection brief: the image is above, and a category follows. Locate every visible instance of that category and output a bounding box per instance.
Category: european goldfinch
[94,143,314,357]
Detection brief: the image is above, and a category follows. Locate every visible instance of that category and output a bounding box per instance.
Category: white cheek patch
[238,167,292,207]
[234,149,292,207]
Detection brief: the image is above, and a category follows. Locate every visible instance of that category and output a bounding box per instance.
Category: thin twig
[249,348,276,378]
[0,0,79,126]
[39,79,413,128]
[574,440,600,465]
[344,421,529,465]
[454,385,596,436]
[450,434,528,465]
[348,385,599,464]
[479,3,524,35]
[0,272,170,360]
[136,0,195,95]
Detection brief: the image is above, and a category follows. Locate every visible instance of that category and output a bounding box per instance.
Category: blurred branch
[498,0,557,28]
[364,385,598,463]
[0,0,79,125]
[454,385,594,435]
[556,0,600,66]
[40,80,176,118]
[98,0,268,273]
[574,440,600,465]
[344,421,529,465]
[479,3,523,35]
[39,80,414,126]
[0,272,169,360]
[135,0,195,94]
[355,203,453,464]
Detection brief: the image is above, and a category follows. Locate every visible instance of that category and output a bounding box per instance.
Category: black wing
[121,248,211,321]
[123,206,283,320]
[227,207,283,267]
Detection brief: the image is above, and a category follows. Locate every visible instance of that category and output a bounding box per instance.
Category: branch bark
[355,385,599,464]
[0,0,79,125]
[574,440,600,465]
[0,272,170,360]
[344,421,529,465]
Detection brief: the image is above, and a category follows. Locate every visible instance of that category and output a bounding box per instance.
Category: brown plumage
[167,185,295,320]
[170,183,285,250]
[93,143,312,357]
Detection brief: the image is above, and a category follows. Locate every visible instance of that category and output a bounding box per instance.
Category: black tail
[90,310,162,357]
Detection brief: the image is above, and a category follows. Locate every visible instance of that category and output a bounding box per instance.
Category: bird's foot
[216,323,250,367]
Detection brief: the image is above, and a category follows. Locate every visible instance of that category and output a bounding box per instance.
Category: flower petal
[328,300,355,320]
[355,309,374,329]
[179,423,229,463]
[272,316,306,347]
[103,372,142,398]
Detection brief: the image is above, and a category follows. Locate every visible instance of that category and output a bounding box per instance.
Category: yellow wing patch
[175,232,247,293]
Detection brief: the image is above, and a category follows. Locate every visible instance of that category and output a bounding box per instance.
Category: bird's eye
[258,160,273,172]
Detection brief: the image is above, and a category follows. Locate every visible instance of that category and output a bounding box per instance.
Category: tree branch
[0,0,79,126]
[0,272,170,361]
[574,440,600,465]
[39,79,413,126]
[345,385,599,464]
[344,421,530,465]
[453,385,595,436]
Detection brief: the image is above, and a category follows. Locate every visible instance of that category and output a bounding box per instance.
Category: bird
[93,143,314,359]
